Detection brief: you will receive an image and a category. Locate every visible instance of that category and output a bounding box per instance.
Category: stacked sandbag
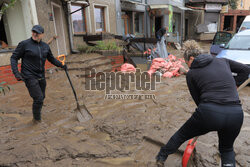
[147,55,188,78]
[120,63,136,72]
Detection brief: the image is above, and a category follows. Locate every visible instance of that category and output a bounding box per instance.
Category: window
[226,35,250,50]
[134,12,144,34]
[223,16,234,31]
[71,4,87,34]
[94,6,105,32]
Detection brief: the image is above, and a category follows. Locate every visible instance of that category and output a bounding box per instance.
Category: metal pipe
[145,0,148,38]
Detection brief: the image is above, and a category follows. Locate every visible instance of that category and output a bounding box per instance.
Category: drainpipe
[67,1,78,53]
[145,0,148,38]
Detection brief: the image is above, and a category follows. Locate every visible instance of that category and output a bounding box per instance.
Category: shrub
[77,41,122,53]
[77,44,94,53]
[0,82,11,95]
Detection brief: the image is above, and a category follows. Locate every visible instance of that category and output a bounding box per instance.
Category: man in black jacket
[11,25,66,123]
[155,40,249,167]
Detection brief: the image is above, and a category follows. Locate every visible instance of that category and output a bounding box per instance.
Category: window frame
[94,6,106,33]
[71,3,87,35]
[134,12,144,35]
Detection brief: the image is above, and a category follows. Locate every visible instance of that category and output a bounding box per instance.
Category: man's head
[31,25,44,42]
[183,40,202,67]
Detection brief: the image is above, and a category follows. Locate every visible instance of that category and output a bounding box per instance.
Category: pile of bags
[147,55,188,78]
[120,63,136,72]
[119,55,188,78]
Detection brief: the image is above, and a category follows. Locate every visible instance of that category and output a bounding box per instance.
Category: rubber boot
[32,102,43,121]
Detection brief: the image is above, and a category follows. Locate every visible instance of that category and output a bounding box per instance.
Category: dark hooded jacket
[186,54,250,106]
[10,38,63,79]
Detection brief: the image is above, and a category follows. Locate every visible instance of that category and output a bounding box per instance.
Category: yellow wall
[237,0,250,10]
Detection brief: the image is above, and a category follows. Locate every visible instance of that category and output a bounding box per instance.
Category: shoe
[156,152,166,167]
[156,160,164,167]
[32,118,42,124]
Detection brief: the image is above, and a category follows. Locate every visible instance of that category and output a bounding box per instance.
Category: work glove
[62,65,67,70]
[15,73,24,81]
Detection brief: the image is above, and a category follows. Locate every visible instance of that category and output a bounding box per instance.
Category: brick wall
[107,55,124,71]
[220,9,250,32]
[0,61,54,85]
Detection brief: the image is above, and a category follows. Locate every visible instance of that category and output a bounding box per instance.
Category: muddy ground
[0,43,249,167]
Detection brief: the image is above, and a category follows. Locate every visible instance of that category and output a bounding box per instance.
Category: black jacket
[11,38,63,79]
[186,54,250,106]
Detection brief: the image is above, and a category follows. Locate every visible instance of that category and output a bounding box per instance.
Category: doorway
[223,16,234,31]
[0,18,7,45]
[51,3,67,55]
[155,16,162,36]
[185,19,188,40]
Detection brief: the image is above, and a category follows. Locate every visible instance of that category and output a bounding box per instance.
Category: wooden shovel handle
[237,78,250,92]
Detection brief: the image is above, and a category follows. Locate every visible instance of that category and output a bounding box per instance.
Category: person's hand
[16,75,24,81]
[62,65,67,70]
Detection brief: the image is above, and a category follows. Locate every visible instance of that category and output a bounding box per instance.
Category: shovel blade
[76,105,93,123]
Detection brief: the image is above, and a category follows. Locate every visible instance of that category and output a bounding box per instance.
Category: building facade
[116,0,146,37]
[116,0,186,43]
[147,0,186,43]
[220,0,250,33]
[0,0,117,67]
[185,0,228,40]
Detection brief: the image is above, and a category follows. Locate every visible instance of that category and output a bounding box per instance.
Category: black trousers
[25,78,46,120]
[157,103,243,167]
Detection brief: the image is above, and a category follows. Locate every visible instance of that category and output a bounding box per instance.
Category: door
[155,16,162,36]
[52,3,67,55]
[210,31,232,56]
[121,14,130,35]
[185,19,188,40]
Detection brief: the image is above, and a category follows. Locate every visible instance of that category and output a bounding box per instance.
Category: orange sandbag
[120,63,136,72]
[148,55,188,78]
[168,54,176,61]
[152,58,166,64]
[163,72,173,78]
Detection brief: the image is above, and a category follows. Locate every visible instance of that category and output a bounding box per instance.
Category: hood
[190,54,213,69]
[216,49,250,65]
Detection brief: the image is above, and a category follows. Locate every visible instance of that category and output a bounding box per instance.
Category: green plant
[0,0,17,20]
[95,41,122,52]
[229,0,239,10]
[0,82,11,95]
[78,44,90,53]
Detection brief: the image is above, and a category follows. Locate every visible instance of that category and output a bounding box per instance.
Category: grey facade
[185,0,228,40]
[147,0,185,43]
[116,0,186,43]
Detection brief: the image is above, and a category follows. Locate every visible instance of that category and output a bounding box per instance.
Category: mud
[0,46,249,167]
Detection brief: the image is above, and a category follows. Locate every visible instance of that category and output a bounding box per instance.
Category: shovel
[182,76,250,167]
[57,54,93,122]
